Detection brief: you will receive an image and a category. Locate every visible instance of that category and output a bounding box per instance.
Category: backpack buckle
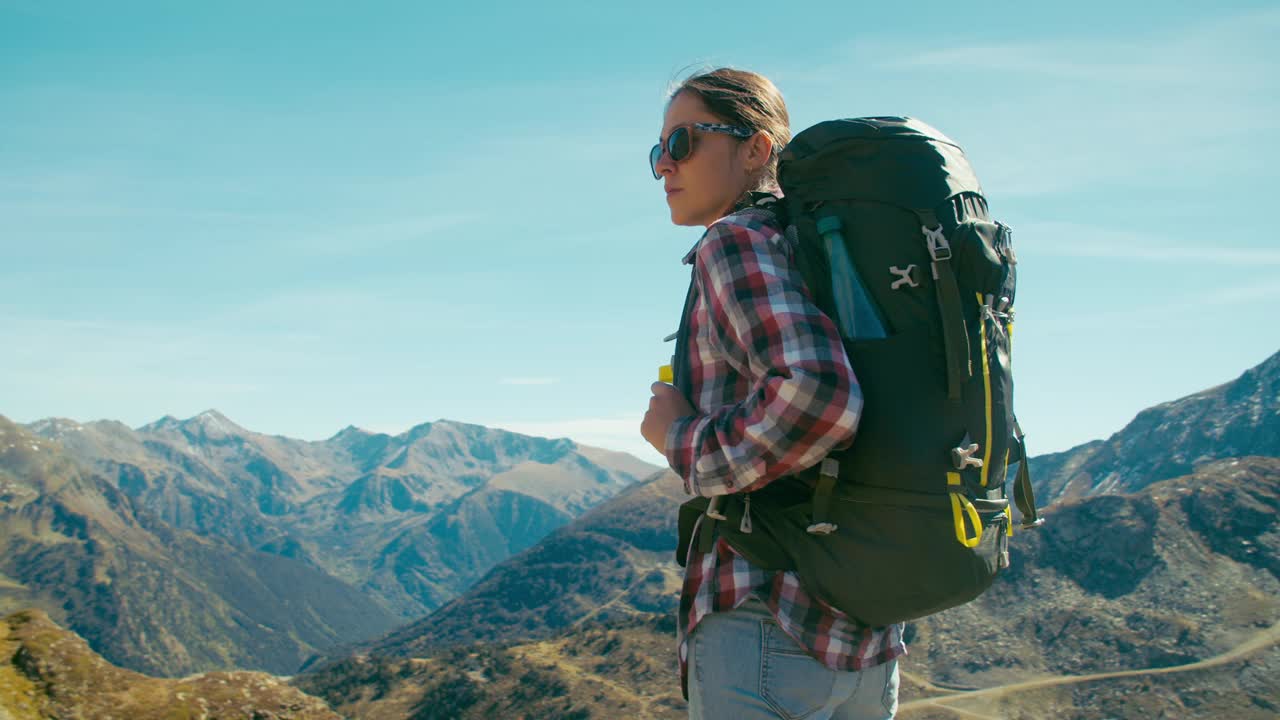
[806,458,841,535]
[705,496,727,521]
[923,225,951,262]
[819,457,839,480]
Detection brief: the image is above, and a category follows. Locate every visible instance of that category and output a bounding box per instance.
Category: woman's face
[655,91,751,228]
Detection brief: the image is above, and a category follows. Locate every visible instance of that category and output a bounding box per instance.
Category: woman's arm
[664,218,863,497]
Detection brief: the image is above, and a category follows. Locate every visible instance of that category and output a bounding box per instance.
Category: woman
[640,68,905,720]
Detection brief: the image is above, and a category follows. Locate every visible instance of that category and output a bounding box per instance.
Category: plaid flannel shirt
[663,201,905,698]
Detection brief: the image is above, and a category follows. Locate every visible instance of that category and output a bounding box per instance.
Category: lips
[666,188,682,196]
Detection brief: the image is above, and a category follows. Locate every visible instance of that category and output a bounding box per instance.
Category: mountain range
[1,412,658,675]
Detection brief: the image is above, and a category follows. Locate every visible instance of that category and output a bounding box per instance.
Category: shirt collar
[682,242,699,266]
[679,191,782,266]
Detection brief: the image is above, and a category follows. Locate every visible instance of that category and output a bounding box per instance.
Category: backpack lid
[778,116,983,212]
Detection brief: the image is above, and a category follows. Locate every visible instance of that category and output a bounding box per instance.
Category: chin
[667,204,698,227]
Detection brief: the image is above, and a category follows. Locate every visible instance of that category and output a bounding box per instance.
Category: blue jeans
[688,598,899,720]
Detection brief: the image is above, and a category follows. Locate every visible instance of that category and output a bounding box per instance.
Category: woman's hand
[641,382,696,456]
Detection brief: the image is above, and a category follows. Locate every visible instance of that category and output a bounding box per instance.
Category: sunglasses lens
[650,127,696,179]
[668,127,691,161]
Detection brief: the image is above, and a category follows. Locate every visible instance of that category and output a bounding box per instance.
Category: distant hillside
[0,609,340,719]
[1030,349,1279,505]
[363,468,685,658]
[0,417,398,677]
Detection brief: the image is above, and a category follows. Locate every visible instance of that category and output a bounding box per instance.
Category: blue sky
[3,1,1277,465]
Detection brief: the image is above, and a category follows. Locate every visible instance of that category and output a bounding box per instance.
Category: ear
[744,132,773,172]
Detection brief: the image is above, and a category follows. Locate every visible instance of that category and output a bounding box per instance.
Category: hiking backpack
[673,116,1042,628]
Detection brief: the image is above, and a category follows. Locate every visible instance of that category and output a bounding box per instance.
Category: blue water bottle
[817,215,887,339]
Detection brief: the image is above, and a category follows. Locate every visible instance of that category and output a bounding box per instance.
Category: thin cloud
[1048,244,1280,266]
[1018,222,1280,266]
[782,8,1279,198]
[1203,281,1280,306]
[277,214,479,255]
[1051,279,1280,330]
[880,8,1277,82]
[486,415,664,465]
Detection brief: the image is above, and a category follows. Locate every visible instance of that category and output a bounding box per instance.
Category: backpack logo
[889,264,919,290]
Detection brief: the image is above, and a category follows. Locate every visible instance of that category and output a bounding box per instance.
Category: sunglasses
[649,122,754,179]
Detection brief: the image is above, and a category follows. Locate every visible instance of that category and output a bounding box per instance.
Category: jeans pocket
[759,623,836,719]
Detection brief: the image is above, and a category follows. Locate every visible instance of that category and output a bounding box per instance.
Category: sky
[2,1,1277,466]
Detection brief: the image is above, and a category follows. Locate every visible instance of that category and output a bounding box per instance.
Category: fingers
[651,381,679,396]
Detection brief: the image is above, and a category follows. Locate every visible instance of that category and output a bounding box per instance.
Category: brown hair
[669,67,791,195]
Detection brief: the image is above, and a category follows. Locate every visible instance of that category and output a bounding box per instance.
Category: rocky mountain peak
[137,414,182,432]
[187,409,247,437]
[328,424,375,441]
[1031,348,1280,504]
[134,409,251,445]
[25,417,84,438]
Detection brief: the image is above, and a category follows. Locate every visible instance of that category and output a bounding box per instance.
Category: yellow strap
[948,472,982,548]
[1003,504,1014,536]
[976,293,993,486]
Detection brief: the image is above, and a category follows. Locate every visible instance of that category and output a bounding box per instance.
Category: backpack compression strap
[1011,417,1043,529]
[916,210,972,402]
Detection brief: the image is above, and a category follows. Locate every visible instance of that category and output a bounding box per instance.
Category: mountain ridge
[4,409,660,676]
[1030,348,1278,504]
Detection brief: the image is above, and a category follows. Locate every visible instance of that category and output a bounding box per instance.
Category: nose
[654,147,676,178]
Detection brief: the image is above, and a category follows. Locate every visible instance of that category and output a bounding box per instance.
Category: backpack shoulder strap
[671,265,698,401]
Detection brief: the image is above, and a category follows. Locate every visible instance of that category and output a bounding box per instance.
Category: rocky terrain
[0,417,397,677]
[1030,349,1278,505]
[0,609,340,720]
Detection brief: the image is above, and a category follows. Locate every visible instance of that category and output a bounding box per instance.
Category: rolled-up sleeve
[665,220,863,496]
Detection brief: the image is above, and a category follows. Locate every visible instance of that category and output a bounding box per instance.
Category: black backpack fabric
[673,116,1042,628]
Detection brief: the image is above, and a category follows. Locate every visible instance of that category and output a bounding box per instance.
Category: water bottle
[817,215,887,340]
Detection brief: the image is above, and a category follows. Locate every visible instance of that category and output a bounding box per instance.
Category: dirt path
[570,553,673,629]
[899,619,1280,718]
